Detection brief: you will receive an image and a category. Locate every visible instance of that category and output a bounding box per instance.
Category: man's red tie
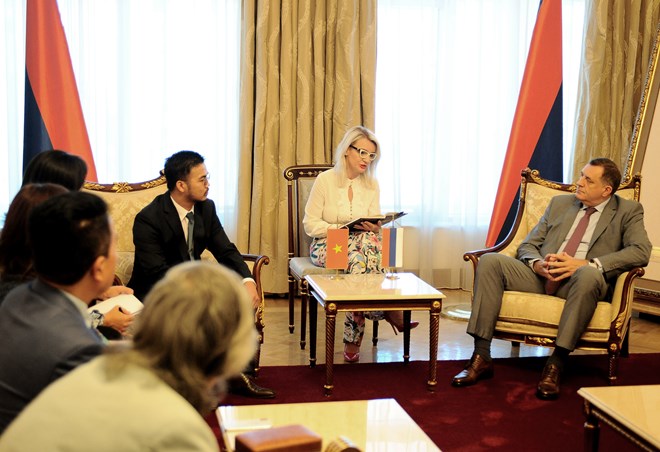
[545,206,597,295]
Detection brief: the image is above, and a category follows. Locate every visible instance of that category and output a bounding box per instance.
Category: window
[1,0,241,230]
[375,0,585,285]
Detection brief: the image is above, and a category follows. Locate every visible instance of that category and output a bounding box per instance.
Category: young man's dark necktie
[545,206,597,295]
[186,212,195,261]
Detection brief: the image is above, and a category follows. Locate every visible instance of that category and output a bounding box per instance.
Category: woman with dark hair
[0,261,256,451]
[0,184,133,335]
[22,149,88,191]
[0,184,68,301]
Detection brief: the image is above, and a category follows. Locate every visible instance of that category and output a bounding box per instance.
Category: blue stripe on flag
[388,228,397,267]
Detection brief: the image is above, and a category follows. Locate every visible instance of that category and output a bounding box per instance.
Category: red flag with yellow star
[326,228,349,270]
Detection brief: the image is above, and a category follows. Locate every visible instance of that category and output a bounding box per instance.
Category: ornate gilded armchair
[463,168,645,384]
[83,174,269,372]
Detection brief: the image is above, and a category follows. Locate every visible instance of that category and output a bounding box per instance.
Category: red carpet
[208,353,660,451]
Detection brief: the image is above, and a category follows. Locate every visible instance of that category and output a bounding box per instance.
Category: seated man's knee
[573,265,602,283]
[479,253,509,271]
[570,265,606,294]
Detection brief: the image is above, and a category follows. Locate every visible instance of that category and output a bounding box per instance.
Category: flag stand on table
[326,229,349,278]
[382,227,403,280]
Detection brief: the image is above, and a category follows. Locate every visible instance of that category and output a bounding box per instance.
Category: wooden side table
[305,273,445,395]
[578,385,660,451]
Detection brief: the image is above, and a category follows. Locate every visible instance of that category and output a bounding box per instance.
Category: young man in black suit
[128,150,275,399]
[0,192,114,433]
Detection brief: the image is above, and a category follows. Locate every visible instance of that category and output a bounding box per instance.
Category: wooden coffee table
[305,273,445,395]
[578,385,660,451]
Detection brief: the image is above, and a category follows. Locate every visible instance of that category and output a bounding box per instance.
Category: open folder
[88,294,143,315]
[340,211,407,231]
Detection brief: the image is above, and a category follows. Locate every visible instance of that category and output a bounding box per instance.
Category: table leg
[309,291,317,368]
[403,310,411,363]
[583,401,600,452]
[324,303,337,396]
[427,300,441,391]
[300,280,308,350]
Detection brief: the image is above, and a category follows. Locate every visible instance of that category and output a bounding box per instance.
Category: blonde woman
[304,126,418,363]
[0,261,256,451]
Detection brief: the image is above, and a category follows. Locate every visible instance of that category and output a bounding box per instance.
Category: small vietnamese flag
[326,228,349,270]
[382,227,404,268]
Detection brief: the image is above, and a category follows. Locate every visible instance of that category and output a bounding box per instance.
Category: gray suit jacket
[517,194,652,285]
[0,280,104,433]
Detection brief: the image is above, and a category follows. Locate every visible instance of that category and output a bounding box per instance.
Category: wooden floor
[259,289,660,367]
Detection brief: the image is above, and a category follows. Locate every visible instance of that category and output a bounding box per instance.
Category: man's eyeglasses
[349,144,377,161]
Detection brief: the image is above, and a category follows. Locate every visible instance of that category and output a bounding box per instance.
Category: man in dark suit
[451,158,652,399]
[0,192,114,433]
[128,150,275,399]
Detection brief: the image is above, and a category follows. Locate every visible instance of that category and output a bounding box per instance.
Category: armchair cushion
[289,257,336,280]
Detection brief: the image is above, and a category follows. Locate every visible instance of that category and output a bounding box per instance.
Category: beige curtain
[571,0,660,181]
[236,1,377,293]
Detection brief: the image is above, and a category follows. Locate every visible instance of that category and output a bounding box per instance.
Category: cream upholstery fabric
[497,271,630,345]
[84,182,168,285]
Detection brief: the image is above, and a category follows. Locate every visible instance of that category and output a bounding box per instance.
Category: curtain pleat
[571,0,660,181]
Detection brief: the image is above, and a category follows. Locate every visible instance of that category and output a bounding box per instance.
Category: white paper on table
[88,294,143,315]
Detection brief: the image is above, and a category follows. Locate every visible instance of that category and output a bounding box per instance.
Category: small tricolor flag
[326,228,349,270]
[382,227,403,268]
[23,0,98,181]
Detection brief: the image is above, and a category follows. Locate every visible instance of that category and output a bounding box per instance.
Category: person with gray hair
[303,125,418,363]
[0,261,256,451]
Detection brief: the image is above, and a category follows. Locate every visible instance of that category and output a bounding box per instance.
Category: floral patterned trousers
[310,231,385,345]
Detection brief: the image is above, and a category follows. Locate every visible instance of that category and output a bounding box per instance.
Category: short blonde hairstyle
[332,125,381,188]
[107,261,256,412]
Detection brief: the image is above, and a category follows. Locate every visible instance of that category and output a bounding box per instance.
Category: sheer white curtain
[376,0,585,288]
[0,0,241,233]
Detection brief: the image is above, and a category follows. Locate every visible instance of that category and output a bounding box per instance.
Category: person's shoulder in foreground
[0,261,257,452]
[0,357,219,452]
[0,191,114,433]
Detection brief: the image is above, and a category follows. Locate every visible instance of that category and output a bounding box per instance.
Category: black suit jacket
[128,193,251,300]
[0,280,104,433]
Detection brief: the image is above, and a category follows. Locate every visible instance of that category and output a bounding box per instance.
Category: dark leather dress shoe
[451,354,494,387]
[536,363,561,400]
[229,373,276,399]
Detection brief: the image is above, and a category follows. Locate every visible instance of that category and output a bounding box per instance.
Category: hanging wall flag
[486,0,563,247]
[23,0,98,181]
[382,227,404,268]
[326,228,349,270]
